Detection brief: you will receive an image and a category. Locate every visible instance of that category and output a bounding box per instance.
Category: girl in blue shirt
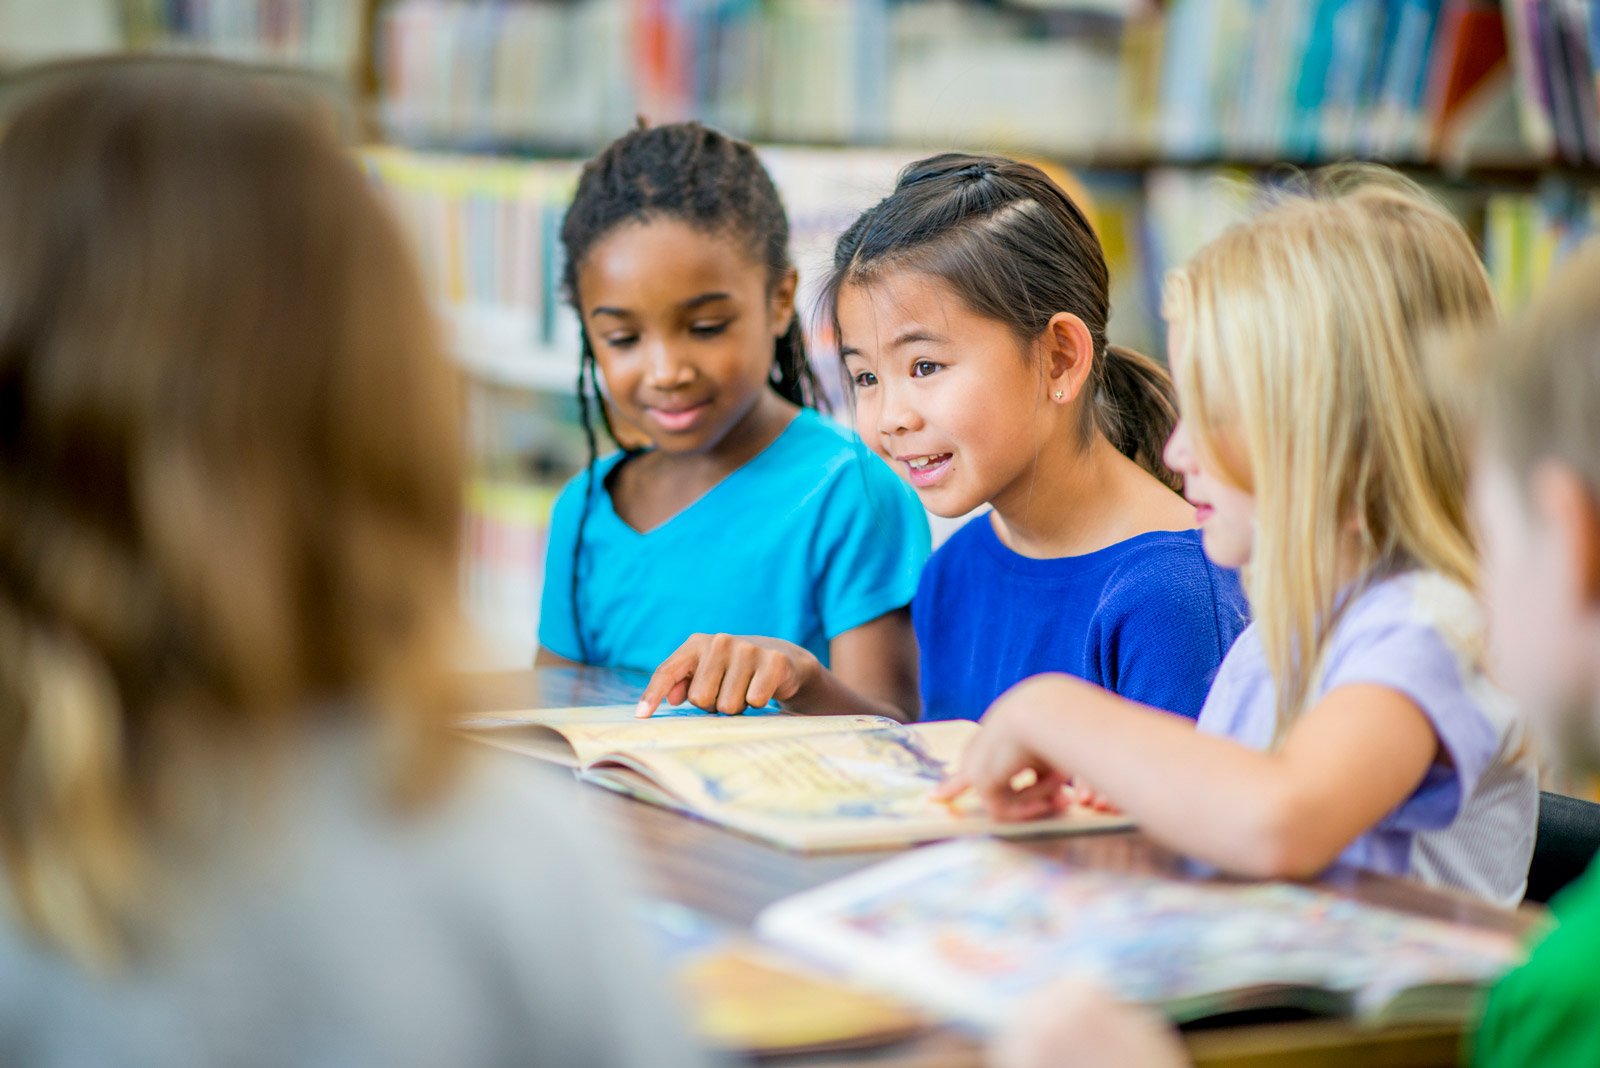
[641,154,1246,722]
[538,123,928,719]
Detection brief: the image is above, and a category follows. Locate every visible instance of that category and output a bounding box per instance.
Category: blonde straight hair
[0,62,465,967]
[1164,172,1495,733]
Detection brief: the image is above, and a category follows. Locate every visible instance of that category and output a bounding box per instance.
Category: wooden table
[469,667,1538,1068]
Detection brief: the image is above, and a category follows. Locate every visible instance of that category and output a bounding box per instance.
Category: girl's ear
[1533,461,1600,606]
[770,267,799,337]
[1042,312,1095,405]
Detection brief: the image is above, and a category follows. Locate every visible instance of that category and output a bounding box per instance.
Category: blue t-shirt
[914,516,1248,722]
[539,409,931,673]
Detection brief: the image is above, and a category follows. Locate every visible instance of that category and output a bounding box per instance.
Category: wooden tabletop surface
[468,667,1539,1068]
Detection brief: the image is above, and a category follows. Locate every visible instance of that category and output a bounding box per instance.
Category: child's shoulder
[1097,529,1246,622]
[771,408,882,479]
[1341,571,1482,651]
[554,451,628,502]
[770,410,922,521]
[547,452,628,535]
[1322,571,1493,712]
[1102,528,1211,575]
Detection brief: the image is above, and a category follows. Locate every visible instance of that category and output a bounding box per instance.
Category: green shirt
[1472,862,1600,1067]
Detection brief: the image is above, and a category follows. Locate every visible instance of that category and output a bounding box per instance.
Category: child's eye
[603,334,639,349]
[689,321,729,338]
[852,370,878,389]
[911,360,942,378]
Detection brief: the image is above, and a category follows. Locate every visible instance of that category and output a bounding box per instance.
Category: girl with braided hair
[537,122,928,722]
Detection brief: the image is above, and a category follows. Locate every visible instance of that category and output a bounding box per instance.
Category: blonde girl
[942,173,1538,907]
[0,61,702,1066]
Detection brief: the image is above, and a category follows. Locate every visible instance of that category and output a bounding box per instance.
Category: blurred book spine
[361,147,584,392]
[367,0,1600,168]
[464,479,556,668]
[1482,180,1600,307]
[124,0,368,72]
[0,0,367,75]
[373,0,1133,157]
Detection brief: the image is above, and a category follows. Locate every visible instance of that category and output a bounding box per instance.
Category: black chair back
[1526,790,1600,904]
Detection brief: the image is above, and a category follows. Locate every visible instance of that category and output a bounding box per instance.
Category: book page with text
[599,725,1128,850]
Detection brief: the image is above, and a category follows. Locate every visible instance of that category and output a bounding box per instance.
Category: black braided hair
[558,121,820,662]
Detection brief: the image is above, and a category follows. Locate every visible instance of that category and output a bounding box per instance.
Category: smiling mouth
[901,452,953,486]
[646,401,711,432]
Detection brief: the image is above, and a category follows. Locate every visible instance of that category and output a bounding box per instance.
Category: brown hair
[825,153,1179,490]
[0,60,465,966]
[1474,239,1600,497]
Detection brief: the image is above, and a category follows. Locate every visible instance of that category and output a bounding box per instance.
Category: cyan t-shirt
[539,408,931,674]
[1196,571,1537,905]
[914,517,1248,722]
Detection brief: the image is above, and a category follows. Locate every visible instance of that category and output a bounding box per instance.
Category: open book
[463,705,1131,851]
[756,839,1526,1031]
[641,901,926,1057]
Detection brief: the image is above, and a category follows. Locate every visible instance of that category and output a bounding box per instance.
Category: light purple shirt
[1196,571,1536,905]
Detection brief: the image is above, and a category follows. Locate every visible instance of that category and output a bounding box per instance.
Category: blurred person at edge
[0,59,710,1068]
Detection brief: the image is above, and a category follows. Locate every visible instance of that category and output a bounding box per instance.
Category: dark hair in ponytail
[825,152,1180,491]
[557,121,819,661]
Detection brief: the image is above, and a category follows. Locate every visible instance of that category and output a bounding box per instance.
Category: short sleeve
[1094,546,1247,719]
[809,448,930,641]
[536,471,591,662]
[1320,589,1501,834]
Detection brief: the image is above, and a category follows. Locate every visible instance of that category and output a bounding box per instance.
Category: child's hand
[932,678,1073,821]
[637,634,820,717]
[1068,779,1121,814]
[989,978,1189,1068]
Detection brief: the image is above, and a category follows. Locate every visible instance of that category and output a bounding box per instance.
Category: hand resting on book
[637,634,821,717]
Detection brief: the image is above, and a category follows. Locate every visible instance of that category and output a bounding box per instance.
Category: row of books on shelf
[374,0,1142,156]
[364,144,1600,407]
[361,148,584,391]
[1143,166,1600,313]
[1159,0,1519,164]
[371,0,1600,167]
[463,478,555,668]
[0,0,365,75]
[1483,180,1600,308]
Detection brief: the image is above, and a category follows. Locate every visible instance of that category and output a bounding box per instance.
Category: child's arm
[938,673,1439,880]
[636,610,919,723]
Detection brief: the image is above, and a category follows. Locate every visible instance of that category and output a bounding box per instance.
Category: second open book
[462,704,1130,851]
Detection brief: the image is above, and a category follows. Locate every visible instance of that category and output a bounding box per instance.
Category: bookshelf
[0,1,376,82]
[366,0,1598,168]
[7,0,1600,664]
[356,0,1600,663]
[356,0,1600,397]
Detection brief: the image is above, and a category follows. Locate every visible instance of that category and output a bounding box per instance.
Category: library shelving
[7,0,1600,663]
[0,1,376,84]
